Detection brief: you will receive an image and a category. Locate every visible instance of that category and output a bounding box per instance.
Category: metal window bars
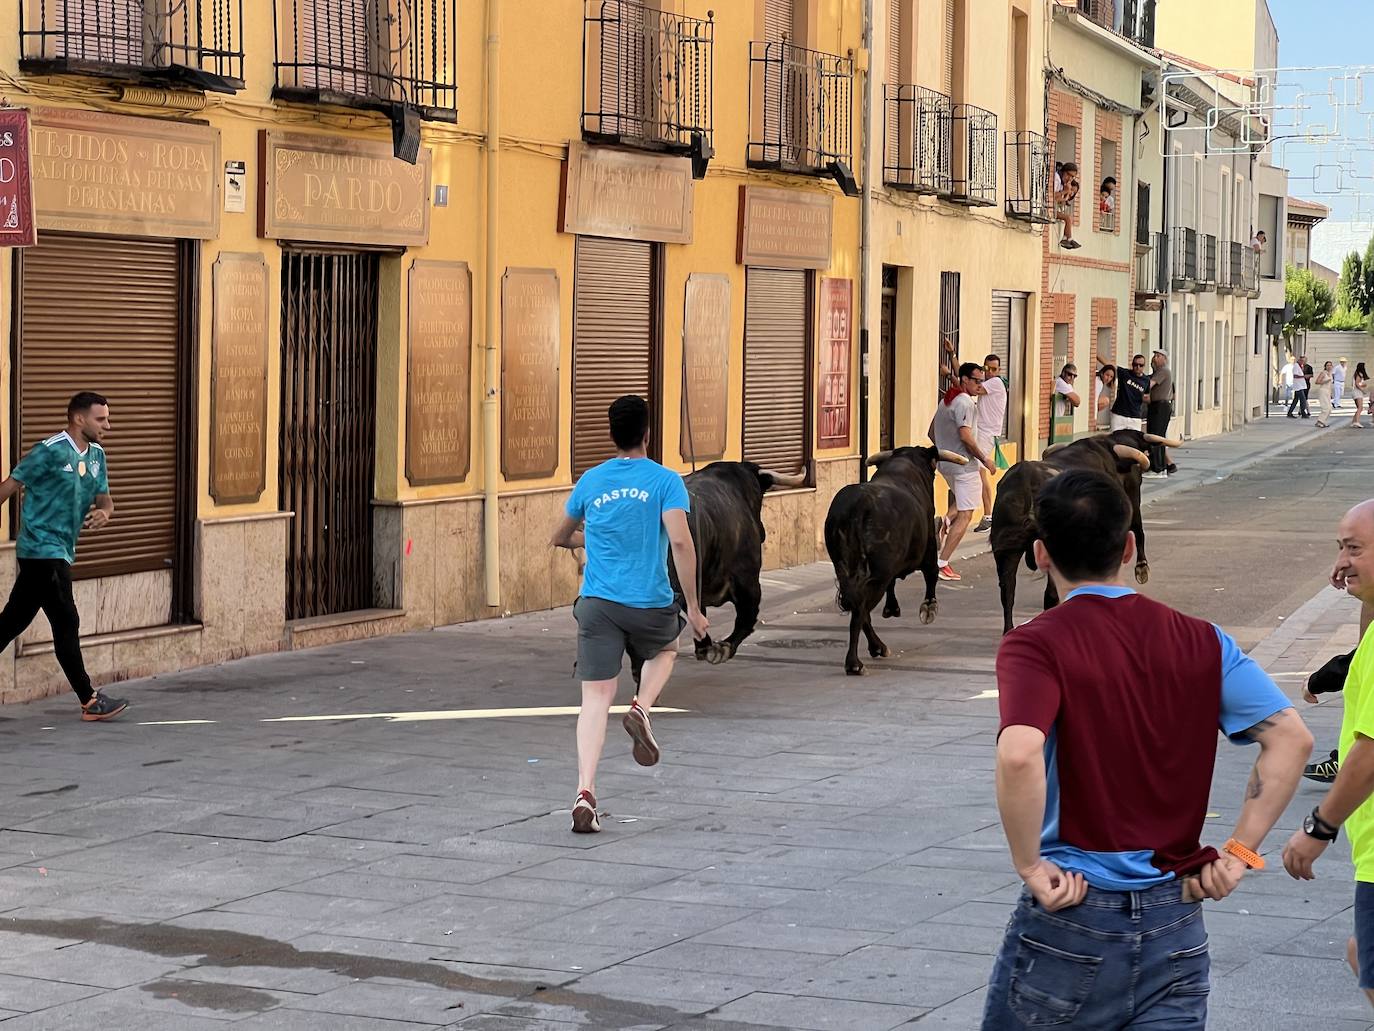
[20,0,245,91]
[1135,181,1150,246]
[1199,233,1218,289]
[1074,0,1156,48]
[1217,240,1235,293]
[274,0,457,121]
[747,38,853,175]
[882,84,952,196]
[582,0,713,168]
[1135,231,1168,300]
[949,102,997,207]
[1003,130,1052,223]
[1171,227,1198,289]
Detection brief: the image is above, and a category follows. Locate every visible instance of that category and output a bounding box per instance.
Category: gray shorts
[573,596,685,682]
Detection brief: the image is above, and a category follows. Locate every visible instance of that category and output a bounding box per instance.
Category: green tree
[1284,265,1336,344]
[1325,306,1365,331]
[1362,234,1374,314]
[1338,250,1367,314]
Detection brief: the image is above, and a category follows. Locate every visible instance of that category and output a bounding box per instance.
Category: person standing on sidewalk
[1097,353,1150,432]
[549,395,708,834]
[983,468,1311,1030]
[930,362,996,582]
[1287,355,1311,418]
[1283,499,1374,1008]
[0,393,127,721]
[1146,350,1176,478]
[973,353,1007,534]
[1351,362,1369,429]
[1314,361,1335,428]
[1335,357,1349,409]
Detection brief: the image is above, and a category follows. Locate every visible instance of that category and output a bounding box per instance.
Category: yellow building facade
[0,0,864,701]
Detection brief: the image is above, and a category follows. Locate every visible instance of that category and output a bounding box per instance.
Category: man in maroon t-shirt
[982,469,1312,1030]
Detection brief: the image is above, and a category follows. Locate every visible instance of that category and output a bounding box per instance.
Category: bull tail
[825,499,870,614]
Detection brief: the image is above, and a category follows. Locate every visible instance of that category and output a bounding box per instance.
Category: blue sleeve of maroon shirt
[1215,625,1292,743]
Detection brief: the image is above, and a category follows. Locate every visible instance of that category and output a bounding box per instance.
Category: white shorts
[939,464,982,512]
[1110,412,1143,432]
[975,430,996,465]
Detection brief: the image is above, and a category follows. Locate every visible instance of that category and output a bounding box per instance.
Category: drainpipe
[857,0,874,482]
[482,0,502,608]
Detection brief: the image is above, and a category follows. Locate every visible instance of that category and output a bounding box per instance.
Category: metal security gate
[743,267,810,475]
[879,265,898,451]
[572,237,660,477]
[279,250,379,620]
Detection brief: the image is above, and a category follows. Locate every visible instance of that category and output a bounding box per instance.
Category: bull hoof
[707,641,736,665]
[868,642,890,659]
[846,662,866,676]
[882,602,901,619]
[919,601,937,625]
[1135,562,1150,585]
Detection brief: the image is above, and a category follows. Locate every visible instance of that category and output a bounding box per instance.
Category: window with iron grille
[949,103,997,207]
[884,85,952,195]
[582,1,713,168]
[1004,130,1051,223]
[275,0,457,120]
[20,0,245,91]
[939,272,960,394]
[747,39,853,176]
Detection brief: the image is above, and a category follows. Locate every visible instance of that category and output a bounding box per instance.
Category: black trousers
[1145,400,1172,472]
[0,559,93,704]
[1287,388,1310,417]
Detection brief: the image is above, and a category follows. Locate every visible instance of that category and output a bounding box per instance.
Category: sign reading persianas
[0,108,36,247]
[818,277,852,450]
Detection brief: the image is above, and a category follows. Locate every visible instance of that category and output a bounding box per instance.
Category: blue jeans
[982,882,1209,1029]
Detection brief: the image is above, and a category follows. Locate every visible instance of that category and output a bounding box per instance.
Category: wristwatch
[1303,806,1340,842]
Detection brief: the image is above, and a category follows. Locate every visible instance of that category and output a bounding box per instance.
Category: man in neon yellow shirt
[1283,499,1374,1006]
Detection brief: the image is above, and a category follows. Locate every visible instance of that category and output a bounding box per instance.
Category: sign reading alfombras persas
[406,261,472,486]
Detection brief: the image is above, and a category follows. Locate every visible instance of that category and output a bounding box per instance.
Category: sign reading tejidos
[210,254,269,504]
[259,131,432,247]
[681,274,731,462]
[737,185,833,269]
[0,109,36,247]
[501,268,561,480]
[818,277,853,450]
[30,107,220,239]
[560,142,695,244]
[406,260,472,486]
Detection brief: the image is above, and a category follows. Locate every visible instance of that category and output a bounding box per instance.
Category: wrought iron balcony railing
[1242,244,1261,297]
[948,102,997,207]
[275,0,457,121]
[1135,181,1151,246]
[582,0,713,170]
[1135,232,1167,302]
[20,0,245,91]
[1216,240,1235,293]
[1074,0,1156,48]
[1199,233,1218,290]
[1003,130,1052,223]
[747,39,853,176]
[882,84,952,196]
[1171,227,1198,289]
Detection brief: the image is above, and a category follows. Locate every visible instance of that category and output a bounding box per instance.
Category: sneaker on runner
[1166,464,1178,476]
[81,690,128,722]
[1303,752,1339,784]
[571,790,601,833]
[938,564,962,582]
[622,701,660,767]
[1143,471,1168,480]
[973,516,992,533]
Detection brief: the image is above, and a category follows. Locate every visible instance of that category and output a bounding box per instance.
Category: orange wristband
[1223,838,1265,870]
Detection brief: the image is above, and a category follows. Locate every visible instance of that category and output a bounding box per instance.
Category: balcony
[1171,227,1198,291]
[1135,232,1167,308]
[274,1,457,122]
[1216,241,1235,294]
[1073,0,1156,48]
[748,39,853,179]
[1135,181,1151,247]
[948,103,997,207]
[20,0,245,92]
[582,0,713,174]
[1228,240,1261,297]
[1198,233,1218,291]
[882,84,952,196]
[1003,130,1052,223]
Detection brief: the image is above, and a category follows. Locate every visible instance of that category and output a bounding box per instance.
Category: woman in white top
[1351,362,1369,429]
[1313,360,1335,427]
[1095,365,1116,430]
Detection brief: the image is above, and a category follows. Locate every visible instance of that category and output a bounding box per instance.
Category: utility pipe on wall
[858,0,874,482]
[482,0,502,608]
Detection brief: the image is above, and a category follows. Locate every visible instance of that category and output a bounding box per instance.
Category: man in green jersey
[1283,498,1374,1005]
[0,393,126,721]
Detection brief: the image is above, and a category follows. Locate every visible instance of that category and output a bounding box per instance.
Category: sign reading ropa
[259,131,431,247]
[0,109,36,247]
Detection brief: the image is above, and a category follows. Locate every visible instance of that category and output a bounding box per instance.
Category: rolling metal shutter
[17,233,181,578]
[942,0,956,97]
[885,0,903,175]
[743,267,809,475]
[572,237,657,478]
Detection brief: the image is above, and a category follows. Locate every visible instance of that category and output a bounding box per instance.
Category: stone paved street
[0,422,1368,1030]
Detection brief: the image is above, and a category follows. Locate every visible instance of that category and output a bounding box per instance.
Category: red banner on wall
[818,277,852,450]
[0,109,36,248]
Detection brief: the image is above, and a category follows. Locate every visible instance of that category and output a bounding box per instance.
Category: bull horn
[763,468,806,488]
[937,449,969,465]
[865,450,894,467]
[1142,433,1183,448]
[1113,444,1151,470]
